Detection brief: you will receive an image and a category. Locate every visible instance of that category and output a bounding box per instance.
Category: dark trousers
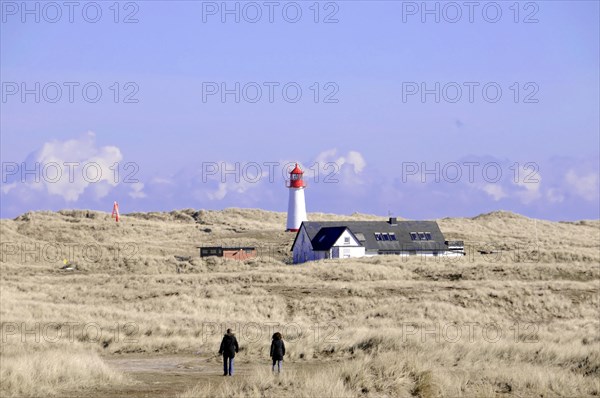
[272,359,282,373]
[223,355,234,375]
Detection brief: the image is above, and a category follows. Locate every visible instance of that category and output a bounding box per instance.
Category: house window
[389,233,397,241]
[411,232,432,241]
[375,233,382,241]
[382,233,390,241]
[344,237,350,244]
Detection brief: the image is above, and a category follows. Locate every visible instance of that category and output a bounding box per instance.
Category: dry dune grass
[1,208,599,397]
[1,343,129,397]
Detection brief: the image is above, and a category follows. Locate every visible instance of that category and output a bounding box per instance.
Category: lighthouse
[286,163,307,232]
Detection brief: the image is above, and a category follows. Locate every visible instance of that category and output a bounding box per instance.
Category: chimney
[388,217,397,225]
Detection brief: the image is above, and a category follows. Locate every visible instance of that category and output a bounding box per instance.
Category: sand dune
[1,208,598,397]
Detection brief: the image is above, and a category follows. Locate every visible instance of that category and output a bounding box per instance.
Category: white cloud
[90,181,115,200]
[129,182,147,199]
[546,188,565,203]
[207,182,228,200]
[345,151,367,173]
[315,148,367,174]
[36,132,123,201]
[565,170,599,201]
[314,149,338,164]
[203,162,266,201]
[150,177,174,185]
[513,164,542,204]
[5,132,124,202]
[1,182,17,195]
[482,184,507,201]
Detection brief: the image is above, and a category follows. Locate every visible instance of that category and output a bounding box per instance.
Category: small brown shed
[198,246,257,260]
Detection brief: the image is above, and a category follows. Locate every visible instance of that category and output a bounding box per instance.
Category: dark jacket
[219,333,239,358]
[270,338,285,360]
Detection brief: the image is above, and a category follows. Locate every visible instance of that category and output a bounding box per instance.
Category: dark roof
[293,220,448,252]
[311,227,346,251]
[310,226,363,251]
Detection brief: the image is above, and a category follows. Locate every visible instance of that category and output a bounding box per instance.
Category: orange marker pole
[112,201,120,222]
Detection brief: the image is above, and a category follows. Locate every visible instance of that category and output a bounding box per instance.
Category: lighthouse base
[286,187,307,231]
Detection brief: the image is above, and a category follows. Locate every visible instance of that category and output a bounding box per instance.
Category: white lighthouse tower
[286,163,307,232]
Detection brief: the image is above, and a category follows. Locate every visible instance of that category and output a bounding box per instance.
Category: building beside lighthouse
[290,218,464,264]
[286,163,308,232]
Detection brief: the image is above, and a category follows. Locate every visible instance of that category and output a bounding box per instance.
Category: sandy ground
[64,355,327,397]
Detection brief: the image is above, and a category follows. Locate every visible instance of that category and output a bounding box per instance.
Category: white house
[291,217,464,264]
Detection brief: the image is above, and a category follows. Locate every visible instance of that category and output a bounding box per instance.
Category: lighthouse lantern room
[286,163,308,232]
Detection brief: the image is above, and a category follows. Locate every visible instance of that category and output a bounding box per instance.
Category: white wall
[331,246,365,259]
[292,226,327,263]
[333,230,360,247]
[330,230,365,259]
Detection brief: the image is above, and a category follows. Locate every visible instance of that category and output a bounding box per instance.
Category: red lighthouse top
[287,163,306,188]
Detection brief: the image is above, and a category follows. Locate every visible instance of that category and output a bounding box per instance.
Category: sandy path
[62,355,322,397]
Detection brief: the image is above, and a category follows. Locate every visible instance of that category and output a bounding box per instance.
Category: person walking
[218,328,239,376]
[270,332,285,374]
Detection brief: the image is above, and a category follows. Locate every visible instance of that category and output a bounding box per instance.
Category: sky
[1,0,599,220]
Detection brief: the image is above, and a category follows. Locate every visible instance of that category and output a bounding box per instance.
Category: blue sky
[1,1,599,220]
